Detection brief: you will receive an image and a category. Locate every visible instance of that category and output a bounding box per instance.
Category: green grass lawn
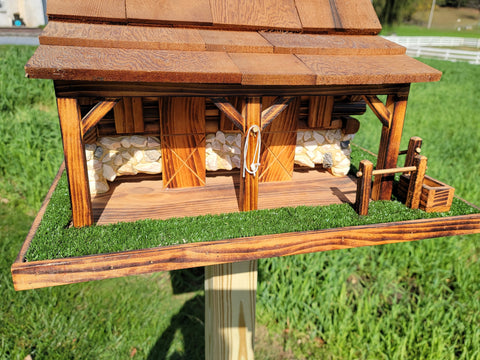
[1,46,479,359]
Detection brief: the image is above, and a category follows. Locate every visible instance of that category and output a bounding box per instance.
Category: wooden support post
[372,92,409,201]
[57,97,93,227]
[205,261,257,360]
[355,160,373,216]
[239,97,261,212]
[404,136,423,169]
[406,155,427,209]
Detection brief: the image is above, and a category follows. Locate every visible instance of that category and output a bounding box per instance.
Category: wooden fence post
[355,160,373,216]
[406,155,427,209]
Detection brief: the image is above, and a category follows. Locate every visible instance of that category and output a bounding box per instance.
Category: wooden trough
[12,1,480,358]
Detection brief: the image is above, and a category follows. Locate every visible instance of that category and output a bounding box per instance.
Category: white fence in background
[383,36,480,65]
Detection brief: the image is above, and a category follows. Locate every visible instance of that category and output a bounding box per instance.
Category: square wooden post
[372,92,409,200]
[57,97,93,227]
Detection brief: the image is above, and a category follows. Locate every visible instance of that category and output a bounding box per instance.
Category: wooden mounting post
[57,97,93,227]
[205,261,257,360]
[406,155,427,209]
[355,160,373,216]
[372,92,409,201]
[404,136,423,169]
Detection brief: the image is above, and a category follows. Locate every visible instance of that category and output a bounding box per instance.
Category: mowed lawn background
[0,43,479,359]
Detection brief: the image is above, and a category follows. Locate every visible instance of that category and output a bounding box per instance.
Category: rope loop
[243,125,262,178]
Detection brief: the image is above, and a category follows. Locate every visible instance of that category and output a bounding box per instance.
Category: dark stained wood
[160,97,206,188]
[210,97,245,132]
[57,98,93,227]
[218,97,244,132]
[343,116,361,135]
[126,0,213,25]
[228,53,316,86]
[81,99,119,135]
[259,97,299,182]
[40,22,206,51]
[295,0,381,34]
[12,211,480,290]
[297,55,443,85]
[199,30,273,53]
[26,46,242,84]
[260,33,405,55]
[406,155,427,210]
[355,160,373,216]
[308,96,334,128]
[363,95,391,127]
[113,97,144,134]
[372,93,409,201]
[47,0,126,21]
[209,0,302,31]
[261,96,295,130]
[404,136,423,170]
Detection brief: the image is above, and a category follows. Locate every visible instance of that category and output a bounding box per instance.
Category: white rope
[243,125,262,178]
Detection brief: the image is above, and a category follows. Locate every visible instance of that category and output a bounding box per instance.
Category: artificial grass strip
[25,148,480,262]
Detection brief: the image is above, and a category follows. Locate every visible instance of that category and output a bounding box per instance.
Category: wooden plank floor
[92,168,357,224]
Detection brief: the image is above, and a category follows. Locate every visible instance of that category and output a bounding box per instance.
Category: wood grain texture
[210,97,245,132]
[57,98,93,227]
[199,30,273,53]
[12,213,480,290]
[47,0,126,21]
[210,0,302,31]
[161,97,206,188]
[26,46,242,84]
[363,95,391,127]
[355,160,373,216]
[126,0,213,25]
[113,97,144,134]
[372,94,408,201]
[40,22,206,51]
[261,96,295,131]
[406,155,427,210]
[205,261,257,360]
[404,136,423,169]
[228,53,316,86]
[260,33,405,55]
[259,97,299,182]
[308,96,334,128]
[295,0,381,33]
[297,55,443,85]
[82,99,119,135]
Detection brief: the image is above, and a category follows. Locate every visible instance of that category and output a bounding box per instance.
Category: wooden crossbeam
[210,97,245,132]
[362,95,391,127]
[260,96,295,130]
[81,98,119,135]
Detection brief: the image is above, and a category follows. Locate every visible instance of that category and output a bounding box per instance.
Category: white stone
[85,149,94,161]
[103,164,117,182]
[294,154,315,168]
[295,145,304,154]
[121,151,132,160]
[231,156,241,168]
[113,155,123,166]
[94,146,104,159]
[133,149,144,162]
[304,140,318,152]
[135,162,162,174]
[206,133,216,143]
[223,144,233,154]
[306,150,316,159]
[303,130,313,142]
[234,135,241,148]
[117,163,137,176]
[231,145,241,155]
[145,149,161,162]
[212,140,222,151]
[206,154,218,171]
[218,155,233,170]
[102,151,117,163]
[130,135,147,148]
[225,134,236,145]
[334,151,344,162]
[120,137,131,148]
[312,152,324,164]
[99,137,121,150]
[147,136,161,148]
[331,166,350,177]
[89,180,109,194]
[87,159,102,171]
[216,131,226,144]
[312,131,325,144]
[88,170,100,181]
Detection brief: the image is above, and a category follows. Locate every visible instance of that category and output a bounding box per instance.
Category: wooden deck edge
[12,212,480,290]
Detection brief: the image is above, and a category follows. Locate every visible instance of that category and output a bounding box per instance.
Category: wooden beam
[81,98,119,135]
[355,160,373,216]
[210,97,245,132]
[362,95,391,127]
[57,98,93,227]
[372,91,409,201]
[260,96,295,130]
[406,155,427,210]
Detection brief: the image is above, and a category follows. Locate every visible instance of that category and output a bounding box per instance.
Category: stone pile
[85,130,354,194]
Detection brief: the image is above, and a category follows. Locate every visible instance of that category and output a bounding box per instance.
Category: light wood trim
[362,95,391,127]
[81,98,119,135]
[260,96,295,130]
[357,166,417,177]
[210,97,245,132]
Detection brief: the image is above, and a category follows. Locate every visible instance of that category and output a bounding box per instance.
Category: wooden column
[372,92,409,200]
[57,97,93,227]
[355,160,373,216]
[205,261,257,360]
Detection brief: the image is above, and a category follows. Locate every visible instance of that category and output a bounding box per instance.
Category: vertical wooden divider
[372,92,409,200]
[205,97,260,360]
[355,160,373,216]
[57,97,93,227]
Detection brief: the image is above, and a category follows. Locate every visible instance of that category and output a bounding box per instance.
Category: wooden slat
[308,96,334,128]
[40,22,206,52]
[228,53,316,86]
[210,97,245,132]
[57,98,93,227]
[199,29,273,53]
[161,97,206,188]
[259,97,299,182]
[210,0,302,31]
[261,96,295,130]
[295,0,381,34]
[355,160,373,216]
[406,155,427,210]
[12,213,480,290]
[363,95,391,127]
[82,99,119,135]
[132,97,145,133]
[297,55,443,85]
[26,46,242,84]
[260,33,404,55]
[47,0,126,21]
[218,97,244,132]
[126,0,213,25]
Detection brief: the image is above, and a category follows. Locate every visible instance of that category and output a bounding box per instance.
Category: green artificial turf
[25,147,479,262]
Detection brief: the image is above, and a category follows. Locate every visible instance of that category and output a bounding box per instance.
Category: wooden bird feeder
[11,0,480,358]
